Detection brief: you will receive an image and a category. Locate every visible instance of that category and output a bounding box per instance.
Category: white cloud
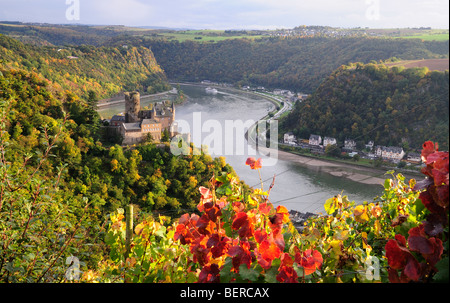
[87,0,155,25]
[0,0,448,29]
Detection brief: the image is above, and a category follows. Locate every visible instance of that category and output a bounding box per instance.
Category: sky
[0,0,448,30]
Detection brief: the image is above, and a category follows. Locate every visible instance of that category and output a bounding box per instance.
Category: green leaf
[239,264,260,281]
[384,178,392,190]
[264,266,279,283]
[433,257,449,282]
[219,258,234,283]
[155,225,166,238]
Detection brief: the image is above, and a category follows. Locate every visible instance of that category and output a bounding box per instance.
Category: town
[282,132,423,168]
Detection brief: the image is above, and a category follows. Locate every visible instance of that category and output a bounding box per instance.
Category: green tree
[161,128,170,142]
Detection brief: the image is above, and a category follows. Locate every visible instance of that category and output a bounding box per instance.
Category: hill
[280,63,449,150]
[0,34,170,100]
[141,36,448,93]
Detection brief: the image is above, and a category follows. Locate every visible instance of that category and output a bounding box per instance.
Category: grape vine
[93,142,448,283]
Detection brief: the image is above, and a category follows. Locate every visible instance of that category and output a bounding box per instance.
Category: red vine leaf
[408,225,434,255]
[199,186,213,200]
[191,236,211,266]
[258,202,272,215]
[245,157,262,170]
[385,238,410,270]
[276,266,298,283]
[418,190,445,214]
[228,241,252,270]
[296,249,323,275]
[206,233,230,258]
[232,212,254,238]
[403,257,421,281]
[196,213,216,235]
[198,263,220,283]
[421,141,438,163]
[424,237,443,267]
[258,237,282,267]
[254,228,268,244]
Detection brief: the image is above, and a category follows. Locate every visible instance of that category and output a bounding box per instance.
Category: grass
[399,33,449,41]
[383,59,449,72]
[157,30,265,43]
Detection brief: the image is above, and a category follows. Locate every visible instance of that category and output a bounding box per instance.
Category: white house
[309,134,322,146]
[284,132,296,144]
[407,152,422,164]
[344,139,357,151]
[365,141,374,150]
[323,137,337,147]
[375,146,405,162]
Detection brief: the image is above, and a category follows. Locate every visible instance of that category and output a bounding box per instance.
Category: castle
[109,91,177,145]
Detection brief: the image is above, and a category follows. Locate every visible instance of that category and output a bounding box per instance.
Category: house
[297,94,309,100]
[309,134,322,146]
[323,137,337,147]
[365,141,374,151]
[344,139,357,151]
[375,146,405,162]
[284,132,296,144]
[348,151,359,158]
[406,152,422,164]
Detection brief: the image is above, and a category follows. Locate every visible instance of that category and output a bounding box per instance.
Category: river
[98,84,391,214]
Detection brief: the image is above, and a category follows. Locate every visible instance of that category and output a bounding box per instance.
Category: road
[96,89,176,108]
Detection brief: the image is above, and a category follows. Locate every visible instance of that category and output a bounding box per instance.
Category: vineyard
[83,141,448,283]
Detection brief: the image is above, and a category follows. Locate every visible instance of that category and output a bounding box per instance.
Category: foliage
[385,141,448,282]
[143,36,448,93]
[281,63,449,150]
[95,140,448,283]
[0,34,170,100]
[94,209,197,283]
[0,64,237,283]
[0,98,105,282]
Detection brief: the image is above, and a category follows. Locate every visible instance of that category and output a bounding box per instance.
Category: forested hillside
[140,36,448,93]
[0,64,240,281]
[0,34,170,100]
[281,63,449,150]
[1,23,448,94]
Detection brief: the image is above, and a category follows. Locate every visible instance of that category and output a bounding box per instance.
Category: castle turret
[124,91,140,123]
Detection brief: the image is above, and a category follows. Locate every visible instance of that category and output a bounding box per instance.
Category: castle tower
[124,91,140,123]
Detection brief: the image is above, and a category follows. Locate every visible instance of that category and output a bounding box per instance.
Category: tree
[145,132,154,144]
[325,144,341,158]
[161,128,170,142]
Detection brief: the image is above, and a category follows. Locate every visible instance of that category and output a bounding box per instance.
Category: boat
[205,87,218,94]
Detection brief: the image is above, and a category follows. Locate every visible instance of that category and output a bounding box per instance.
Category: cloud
[85,0,155,25]
[0,0,448,29]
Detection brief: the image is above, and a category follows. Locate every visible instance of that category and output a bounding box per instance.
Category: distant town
[282,132,422,167]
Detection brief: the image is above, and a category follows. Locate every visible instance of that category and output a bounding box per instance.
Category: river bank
[230,84,423,187]
[256,145,423,187]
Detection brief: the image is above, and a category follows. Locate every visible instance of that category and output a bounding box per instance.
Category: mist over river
[99,84,387,214]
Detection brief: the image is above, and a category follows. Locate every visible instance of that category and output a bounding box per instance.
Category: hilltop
[281,62,449,151]
[0,34,170,100]
[1,23,448,94]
